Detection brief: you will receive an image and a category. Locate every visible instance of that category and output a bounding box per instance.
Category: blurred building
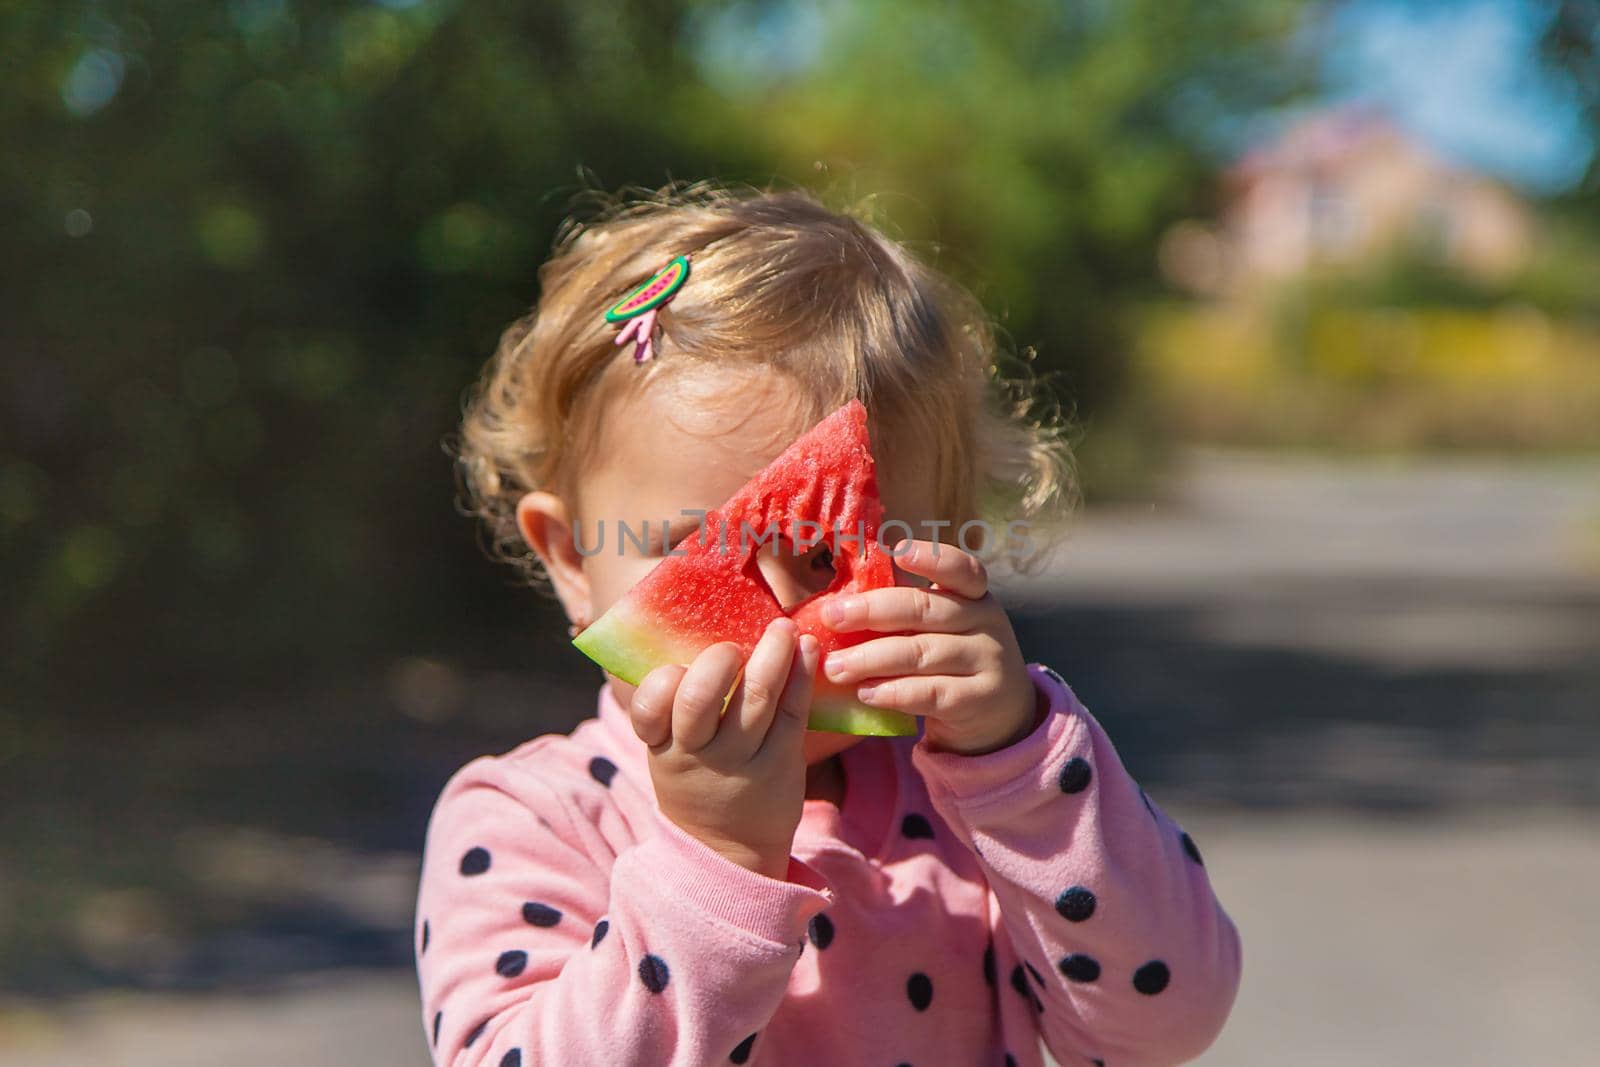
[1160,107,1536,296]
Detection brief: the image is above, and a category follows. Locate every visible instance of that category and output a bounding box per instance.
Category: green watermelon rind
[571,601,699,687]
[807,691,918,737]
[603,256,690,323]
[575,602,918,738]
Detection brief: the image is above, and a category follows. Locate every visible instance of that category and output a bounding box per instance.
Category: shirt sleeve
[414,756,832,1067]
[910,665,1243,1067]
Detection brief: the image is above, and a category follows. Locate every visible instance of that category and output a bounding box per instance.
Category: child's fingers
[630,665,685,749]
[822,633,988,686]
[820,585,980,634]
[671,642,744,753]
[759,633,820,756]
[890,539,989,599]
[719,618,798,757]
[854,674,975,721]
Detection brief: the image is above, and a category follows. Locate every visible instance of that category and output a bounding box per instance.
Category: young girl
[417,184,1241,1067]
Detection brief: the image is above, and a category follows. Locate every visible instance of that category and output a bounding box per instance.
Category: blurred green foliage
[1,0,1315,707]
[1137,299,1600,449]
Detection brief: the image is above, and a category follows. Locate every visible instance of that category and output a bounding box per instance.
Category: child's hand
[821,539,1039,756]
[628,619,820,881]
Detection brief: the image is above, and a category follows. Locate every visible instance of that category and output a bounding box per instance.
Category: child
[416,184,1241,1067]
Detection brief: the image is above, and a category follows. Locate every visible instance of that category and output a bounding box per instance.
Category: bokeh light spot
[274,339,357,401]
[60,525,123,590]
[64,209,94,237]
[61,49,125,117]
[195,202,264,268]
[418,202,499,273]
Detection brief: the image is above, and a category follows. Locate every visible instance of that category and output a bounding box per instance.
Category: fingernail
[857,684,878,703]
[769,616,796,637]
[799,634,819,666]
[823,651,847,681]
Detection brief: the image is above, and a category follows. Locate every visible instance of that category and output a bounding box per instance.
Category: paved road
[0,970,429,1067]
[1002,450,1600,813]
[1024,449,1600,594]
[1189,812,1600,1067]
[3,450,1597,1065]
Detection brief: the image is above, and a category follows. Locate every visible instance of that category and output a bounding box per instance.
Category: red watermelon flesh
[572,400,916,736]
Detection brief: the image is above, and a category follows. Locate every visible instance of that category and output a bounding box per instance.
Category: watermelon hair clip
[605,254,691,363]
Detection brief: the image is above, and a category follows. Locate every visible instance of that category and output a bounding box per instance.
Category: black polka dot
[1010,964,1044,1012]
[1133,960,1170,995]
[901,813,935,839]
[729,1032,757,1064]
[1005,1055,1017,1067]
[591,919,609,948]
[431,1010,441,1046]
[459,847,491,876]
[420,919,429,954]
[1058,953,1101,983]
[1058,757,1092,794]
[1024,960,1046,988]
[495,949,528,978]
[1092,1060,1105,1067]
[464,1018,489,1047]
[1055,885,1097,923]
[808,913,834,950]
[1181,831,1204,866]
[588,756,618,787]
[500,1051,522,1067]
[638,953,670,993]
[983,942,996,986]
[906,971,933,1011]
[522,902,562,927]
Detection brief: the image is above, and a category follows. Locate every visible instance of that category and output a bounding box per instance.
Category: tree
[1,0,1312,705]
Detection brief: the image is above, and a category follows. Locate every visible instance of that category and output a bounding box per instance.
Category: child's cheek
[584,553,665,619]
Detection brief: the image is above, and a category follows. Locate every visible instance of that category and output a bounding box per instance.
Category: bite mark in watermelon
[572,400,916,737]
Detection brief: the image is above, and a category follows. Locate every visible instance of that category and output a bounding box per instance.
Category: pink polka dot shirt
[414,665,1242,1066]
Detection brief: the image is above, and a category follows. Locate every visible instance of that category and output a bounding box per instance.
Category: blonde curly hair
[450,181,1075,587]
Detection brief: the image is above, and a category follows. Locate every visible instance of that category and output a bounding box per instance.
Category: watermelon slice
[572,400,916,736]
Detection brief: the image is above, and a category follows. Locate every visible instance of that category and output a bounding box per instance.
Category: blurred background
[2,0,1598,1063]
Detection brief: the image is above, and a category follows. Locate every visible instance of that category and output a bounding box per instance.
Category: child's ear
[516,491,592,628]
